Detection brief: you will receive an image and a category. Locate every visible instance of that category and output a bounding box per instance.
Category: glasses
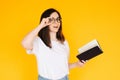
[48,17,61,23]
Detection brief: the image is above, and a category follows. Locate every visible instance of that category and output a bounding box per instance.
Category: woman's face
[48,12,61,33]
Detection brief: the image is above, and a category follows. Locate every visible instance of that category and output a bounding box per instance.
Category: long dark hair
[38,8,65,48]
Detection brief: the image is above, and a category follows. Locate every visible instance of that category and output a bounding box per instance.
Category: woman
[21,8,86,80]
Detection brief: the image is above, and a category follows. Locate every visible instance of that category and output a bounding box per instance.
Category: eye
[56,17,61,22]
[48,18,52,22]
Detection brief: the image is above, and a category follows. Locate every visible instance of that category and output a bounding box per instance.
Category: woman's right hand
[38,17,52,29]
[21,18,51,50]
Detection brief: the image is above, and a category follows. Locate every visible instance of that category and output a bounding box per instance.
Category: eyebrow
[50,17,60,19]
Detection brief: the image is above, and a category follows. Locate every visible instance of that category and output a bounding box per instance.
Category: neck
[50,32,57,41]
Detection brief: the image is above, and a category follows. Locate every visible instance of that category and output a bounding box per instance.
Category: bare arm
[69,60,86,69]
[21,17,51,50]
[21,25,42,50]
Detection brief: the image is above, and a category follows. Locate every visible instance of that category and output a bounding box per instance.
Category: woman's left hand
[76,60,87,67]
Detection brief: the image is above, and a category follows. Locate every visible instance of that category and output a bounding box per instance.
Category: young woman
[21,8,86,80]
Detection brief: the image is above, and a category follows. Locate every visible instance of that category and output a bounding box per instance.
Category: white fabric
[26,36,70,80]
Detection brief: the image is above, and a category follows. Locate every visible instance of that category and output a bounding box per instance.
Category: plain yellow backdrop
[0,0,120,80]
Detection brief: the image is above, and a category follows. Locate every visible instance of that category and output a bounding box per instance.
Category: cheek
[58,23,61,27]
[49,26,53,30]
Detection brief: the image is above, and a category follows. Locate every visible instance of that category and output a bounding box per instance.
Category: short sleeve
[26,36,39,54]
[64,40,70,58]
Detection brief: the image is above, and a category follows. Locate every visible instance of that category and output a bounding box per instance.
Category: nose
[54,20,58,24]
[52,20,59,24]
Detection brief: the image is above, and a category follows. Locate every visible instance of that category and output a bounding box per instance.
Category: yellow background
[0,0,120,80]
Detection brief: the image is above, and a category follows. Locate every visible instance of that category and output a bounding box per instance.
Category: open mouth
[53,26,59,28]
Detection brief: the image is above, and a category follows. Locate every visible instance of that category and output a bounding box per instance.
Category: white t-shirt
[26,36,70,80]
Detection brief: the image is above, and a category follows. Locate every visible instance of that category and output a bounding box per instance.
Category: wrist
[38,24,43,30]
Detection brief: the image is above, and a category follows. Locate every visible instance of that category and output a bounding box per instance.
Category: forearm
[69,62,78,69]
[21,25,42,49]
[69,61,85,69]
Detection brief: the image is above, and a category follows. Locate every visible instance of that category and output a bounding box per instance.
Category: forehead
[50,12,59,18]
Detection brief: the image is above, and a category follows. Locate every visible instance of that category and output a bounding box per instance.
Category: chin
[49,27,60,33]
[51,30,59,33]
[52,28,59,32]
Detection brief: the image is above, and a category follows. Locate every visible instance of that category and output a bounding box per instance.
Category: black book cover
[76,39,103,62]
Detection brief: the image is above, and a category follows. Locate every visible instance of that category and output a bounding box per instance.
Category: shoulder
[32,36,43,46]
[35,36,40,40]
[35,36,47,47]
[64,39,68,42]
[64,40,70,53]
[64,40,69,46]
[34,36,43,42]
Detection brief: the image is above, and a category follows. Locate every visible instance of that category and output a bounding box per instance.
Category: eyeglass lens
[48,17,61,23]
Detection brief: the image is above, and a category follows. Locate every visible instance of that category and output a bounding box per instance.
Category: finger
[81,60,86,63]
[77,61,84,67]
[46,17,52,25]
[45,18,51,24]
[41,18,51,26]
[47,17,52,23]
[42,18,47,24]
[85,60,88,62]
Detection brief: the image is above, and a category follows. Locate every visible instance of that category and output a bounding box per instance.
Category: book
[76,39,103,62]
